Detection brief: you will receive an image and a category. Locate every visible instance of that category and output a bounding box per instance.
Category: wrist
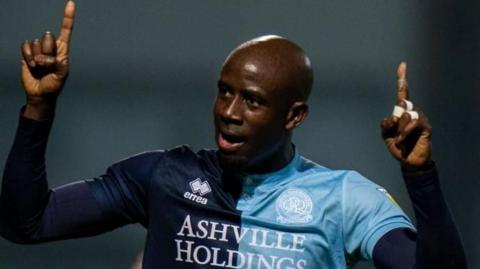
[401,159,435,173]
[24,96,57,121]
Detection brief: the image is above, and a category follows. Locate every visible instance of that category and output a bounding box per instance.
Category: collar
[243,147,301,187]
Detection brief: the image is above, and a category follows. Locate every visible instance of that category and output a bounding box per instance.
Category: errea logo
[184,178,211,205]
[190,178,211,196]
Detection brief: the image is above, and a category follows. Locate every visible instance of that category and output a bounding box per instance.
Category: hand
[21,1,75,112]
[380,62,432,168]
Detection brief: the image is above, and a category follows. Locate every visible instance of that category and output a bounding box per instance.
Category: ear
[285,102,309,130]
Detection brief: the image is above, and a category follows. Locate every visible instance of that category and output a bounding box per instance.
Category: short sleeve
[342,171,414,260]
[86,150,165,227]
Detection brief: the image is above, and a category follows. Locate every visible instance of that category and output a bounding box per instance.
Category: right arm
[0,1,151,244]
[0,111,155,243]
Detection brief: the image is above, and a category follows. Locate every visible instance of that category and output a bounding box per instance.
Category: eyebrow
[240,86,264,97]
[217,80,229,89]
[217,79,267,100]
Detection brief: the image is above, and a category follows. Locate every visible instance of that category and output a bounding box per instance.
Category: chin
[217,151,249,172]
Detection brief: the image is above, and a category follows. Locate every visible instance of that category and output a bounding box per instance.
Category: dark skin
[21,0,74,121]
[381,62,432,169]
[22,2,430,174]
[17,1,439,268]
[214,36,311,173]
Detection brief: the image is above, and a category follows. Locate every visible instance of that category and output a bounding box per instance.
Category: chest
[144,166,347,268]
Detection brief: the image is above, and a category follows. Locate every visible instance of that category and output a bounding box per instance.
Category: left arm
[373,163,467,269]
[373,62,467,268]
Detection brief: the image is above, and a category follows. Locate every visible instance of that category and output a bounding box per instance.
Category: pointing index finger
[58,1,75,44]
[396,62,408,102]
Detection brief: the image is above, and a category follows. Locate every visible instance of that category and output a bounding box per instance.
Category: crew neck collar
[244,146,300,185]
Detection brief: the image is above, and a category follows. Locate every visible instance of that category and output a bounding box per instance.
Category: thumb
[21,60,38,89]
[54,60,69,80]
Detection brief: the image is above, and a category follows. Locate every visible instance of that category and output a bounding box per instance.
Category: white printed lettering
[291,234,306,252]
[297,259,307,269]
[226,249,244,268]
[196,220,209,239]
[210,247,226,267]
[208,222,229,242]
[192,245,211,265]
[174,215,309,268]
[231,225,250,243]
[277,257,295,269]
[177,215,195,237]
[258,229,276,249]
[275,232,292,251]
[175,239,194,263]
[258,254,277,269]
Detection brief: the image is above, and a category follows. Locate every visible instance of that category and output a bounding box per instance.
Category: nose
[221,95,243,125]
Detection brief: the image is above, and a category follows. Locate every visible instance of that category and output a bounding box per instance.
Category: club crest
[276,188,313,224]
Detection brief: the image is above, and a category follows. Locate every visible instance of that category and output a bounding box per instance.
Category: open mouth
[217,132,245,152]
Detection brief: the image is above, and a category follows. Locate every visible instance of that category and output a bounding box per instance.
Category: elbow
[0,224,37,245]
[0,232,38,245]
[0,224,41,245]
[0,207,40,245]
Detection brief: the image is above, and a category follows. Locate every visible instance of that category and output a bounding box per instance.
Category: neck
[245,142,294,174]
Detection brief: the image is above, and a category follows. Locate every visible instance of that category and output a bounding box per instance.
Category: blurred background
[0,0,478,268]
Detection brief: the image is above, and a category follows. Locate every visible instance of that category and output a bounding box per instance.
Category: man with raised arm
[0,1,467,268]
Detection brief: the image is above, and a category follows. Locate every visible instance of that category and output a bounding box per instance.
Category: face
[213,53,293,172]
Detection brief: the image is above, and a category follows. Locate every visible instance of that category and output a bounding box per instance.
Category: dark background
[1,0,478,268]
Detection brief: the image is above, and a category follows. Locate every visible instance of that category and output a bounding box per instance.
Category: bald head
[215,36,313,172]
[222,35,313,102]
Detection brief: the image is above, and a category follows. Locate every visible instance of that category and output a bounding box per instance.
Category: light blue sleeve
[341,171,414,260]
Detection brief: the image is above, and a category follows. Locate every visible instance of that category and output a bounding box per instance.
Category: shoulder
[299,156,380,193]
[339,170,409,228]
[111,145,216,169]
[341,170,382,191]
[107,145,217,182]
[294,156,366,188]
[294,156,388,206]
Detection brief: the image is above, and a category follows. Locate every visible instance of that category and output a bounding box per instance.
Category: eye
[218,84,232,98]
[244,95,260,107]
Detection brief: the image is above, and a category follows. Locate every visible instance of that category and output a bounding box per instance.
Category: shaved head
[223,35,313,103]
[214,35,313,172]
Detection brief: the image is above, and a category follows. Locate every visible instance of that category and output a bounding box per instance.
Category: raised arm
[373,63,467,268]
[0,1,150,244]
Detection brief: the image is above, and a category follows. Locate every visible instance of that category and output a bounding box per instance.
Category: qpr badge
[276,188,314,224]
